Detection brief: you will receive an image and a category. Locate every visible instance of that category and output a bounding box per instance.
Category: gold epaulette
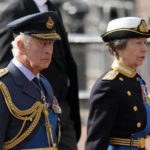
[0,68,8,78]
[102,70,119,80]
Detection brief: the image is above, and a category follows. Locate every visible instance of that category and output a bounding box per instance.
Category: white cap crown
[107,17,142,32]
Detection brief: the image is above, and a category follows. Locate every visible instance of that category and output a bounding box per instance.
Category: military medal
[143,96,150,105]
[52,96,62,114]
[141,84,150,105]
[139,77,150,105]
[40,90,50,110]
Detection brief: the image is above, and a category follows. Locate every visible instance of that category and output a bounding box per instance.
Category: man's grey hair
[11,33,31,56]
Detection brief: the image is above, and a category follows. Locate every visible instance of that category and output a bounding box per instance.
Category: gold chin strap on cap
[0,81,57,150]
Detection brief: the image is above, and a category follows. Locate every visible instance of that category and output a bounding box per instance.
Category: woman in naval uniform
[85,17,150,150]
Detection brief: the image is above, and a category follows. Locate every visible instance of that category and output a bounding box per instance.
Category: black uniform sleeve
[85,78,120,150]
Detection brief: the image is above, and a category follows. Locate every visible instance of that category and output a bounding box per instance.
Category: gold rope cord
[0,81,44,150]
[43,107,55,147]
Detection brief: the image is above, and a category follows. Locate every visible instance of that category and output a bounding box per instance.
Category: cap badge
[46,16,54,30]
[138,20,149,33]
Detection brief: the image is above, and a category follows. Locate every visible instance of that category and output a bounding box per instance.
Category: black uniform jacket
[85,59,147,150]
[0,0,81,141]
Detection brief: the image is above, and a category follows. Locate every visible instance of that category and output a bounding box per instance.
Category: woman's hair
[11,33,31,56]
[106,39,128,59]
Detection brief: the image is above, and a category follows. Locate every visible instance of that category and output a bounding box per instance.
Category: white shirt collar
[13,58,40,81]
[33,0,47,6]
[33,0,48,12]
[34,0,48,12]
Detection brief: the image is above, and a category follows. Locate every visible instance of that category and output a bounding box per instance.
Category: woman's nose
[143,43,148,52]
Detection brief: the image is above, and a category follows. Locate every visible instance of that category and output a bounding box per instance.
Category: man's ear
[17,39,25,53]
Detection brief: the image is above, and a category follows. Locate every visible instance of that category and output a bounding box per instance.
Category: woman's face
[117,38,148,70]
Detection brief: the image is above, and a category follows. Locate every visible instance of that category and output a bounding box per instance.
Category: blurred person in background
[85,17,150,150]
[0,0,81,150]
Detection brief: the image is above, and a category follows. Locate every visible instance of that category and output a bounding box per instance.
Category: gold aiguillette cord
[43,106,55,147]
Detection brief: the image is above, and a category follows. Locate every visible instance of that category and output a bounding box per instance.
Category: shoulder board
[0,68,8,78]
[102,70,119,80]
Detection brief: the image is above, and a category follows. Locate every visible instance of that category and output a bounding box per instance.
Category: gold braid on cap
[0,81,56,150]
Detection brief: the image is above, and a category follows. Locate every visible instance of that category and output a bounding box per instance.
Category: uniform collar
[13,58,40,81]
[111,59,136,78]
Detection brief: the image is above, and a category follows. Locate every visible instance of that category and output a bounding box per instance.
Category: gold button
[119,77,124,81]
[127,91,132,96]
[136,77,139,82]
[133,106,138,111]
[137,122,141,128]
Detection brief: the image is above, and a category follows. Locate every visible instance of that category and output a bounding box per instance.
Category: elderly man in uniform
[0,11,61,150]
[0,1,81,149]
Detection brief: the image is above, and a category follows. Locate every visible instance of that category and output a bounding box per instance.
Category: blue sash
[107,77,150,150]
[23,79,58,149]
[23,109,58,149]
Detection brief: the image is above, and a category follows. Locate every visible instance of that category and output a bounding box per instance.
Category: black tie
[33,77,41,89]
[32,77,47,104]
